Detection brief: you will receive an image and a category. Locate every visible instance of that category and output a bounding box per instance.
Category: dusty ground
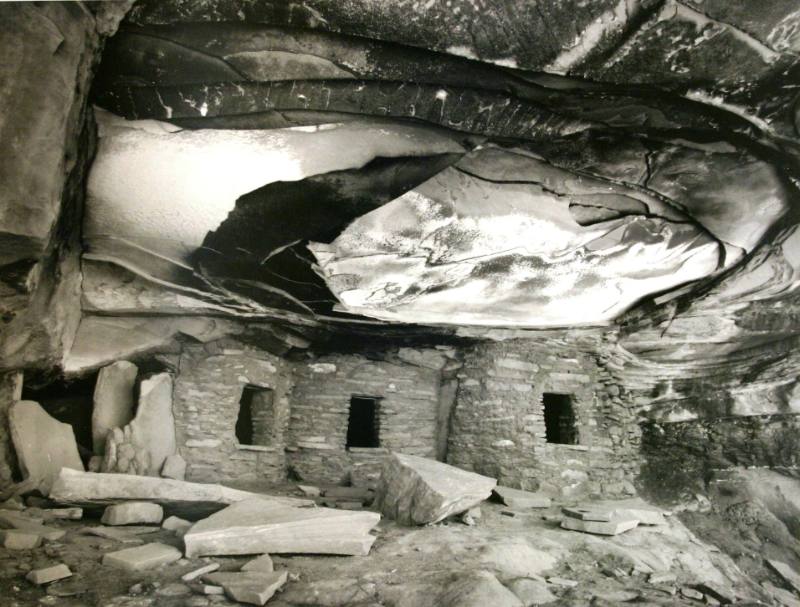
[0,489,790,607]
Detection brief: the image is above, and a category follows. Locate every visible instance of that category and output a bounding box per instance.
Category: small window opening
[236,385,275,446]
[347,396,380,449]
[543,393,578,444]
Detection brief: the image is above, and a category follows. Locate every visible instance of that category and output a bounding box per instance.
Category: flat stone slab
[375,453,496,525]
[205,571,287,606]
[83,525,158,544]
[26,564,73,584]
[26,507,83,520]
[49,468,311,518]
[9,401,84,495]
[562,507,613,522]
[586,499,667,526]
[102,501,163,525]
[103,542,182,571]
[560,516,639,536]
[92,361,137,454]
[184,498,380,557]
[493,486,551,509]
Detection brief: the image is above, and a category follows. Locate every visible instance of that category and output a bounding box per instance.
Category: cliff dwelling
[1,1,800,605]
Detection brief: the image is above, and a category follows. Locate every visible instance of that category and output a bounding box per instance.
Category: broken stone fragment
[9,401,84,494]
[560,516,639,536]
[2,530,42,549]
[374,453,496,525]
[204,571,288,606]
[547,577,579,588]
[183,497,380,557]
[92,360,137,454]
[102,501,164,525]
[161,454,187,480]
[561,507,613,522]
[241,554,274,573]
[181,563,220,582]
[26,563,73,585]
[102,542,182,571]
[493,486,551,509]
[0,511,66,541]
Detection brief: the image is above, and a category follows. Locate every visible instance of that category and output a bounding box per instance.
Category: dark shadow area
[347,395,380,449]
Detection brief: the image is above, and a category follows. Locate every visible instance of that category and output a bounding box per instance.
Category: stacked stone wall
[447,337,640,498]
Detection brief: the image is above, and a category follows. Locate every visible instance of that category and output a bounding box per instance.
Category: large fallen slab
[184,497,380,557]
[375,453,496,525]
[9,401,84,494]
[49,468,311,519]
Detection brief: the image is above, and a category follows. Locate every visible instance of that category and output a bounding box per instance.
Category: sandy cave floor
[0,488,779,607]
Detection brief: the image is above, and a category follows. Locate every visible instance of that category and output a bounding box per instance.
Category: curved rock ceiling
[84,0,800,335]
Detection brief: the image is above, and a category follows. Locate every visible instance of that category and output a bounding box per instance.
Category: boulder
[102,542,182,571]
[92,361,137,454]
[161,454,186,480]
[375,453,496,525]
[205,571,287,606]
[49,468,311,518]
[183,497,380,557]
[101,501,163,525]
[9,401,83,494]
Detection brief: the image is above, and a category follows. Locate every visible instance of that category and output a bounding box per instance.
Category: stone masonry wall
[288,351,445,486]
[447,337,639,498]
[172,339,293,484]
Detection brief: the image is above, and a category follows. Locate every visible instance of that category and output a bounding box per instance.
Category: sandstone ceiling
[83,0,800,345]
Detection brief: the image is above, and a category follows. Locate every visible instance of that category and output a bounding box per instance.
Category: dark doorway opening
[236,385,275,446]
[347,396,380,449]
[543,393,578,445]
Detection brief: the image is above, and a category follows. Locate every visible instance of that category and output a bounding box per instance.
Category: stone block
[2,530,42,549]
[204,571,287,606]
[102,502,163,525]
[102,542,182,571]
[26,564,72,584]
[161,454,186,480]
[375,453,496,525]
[92,361,137,454]
[9,401,84,494]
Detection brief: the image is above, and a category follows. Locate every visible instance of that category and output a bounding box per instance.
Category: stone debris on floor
[102,541,183,571]
[26,563,73,585]
[204,570,288,606]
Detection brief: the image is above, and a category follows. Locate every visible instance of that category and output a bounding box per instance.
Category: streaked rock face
[311,147,722,326]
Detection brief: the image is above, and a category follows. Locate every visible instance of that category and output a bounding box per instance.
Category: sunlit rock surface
[311,147,721,326]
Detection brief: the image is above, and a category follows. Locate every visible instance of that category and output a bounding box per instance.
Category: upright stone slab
[375,453,497,525]
[92,361,137,454]
[132,373,176,476]
[9,401,84,494]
